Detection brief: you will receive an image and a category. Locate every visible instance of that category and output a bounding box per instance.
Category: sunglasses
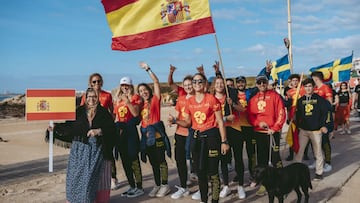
[256,80,267,85]
[192,79,204,84]
[92,80,102,84]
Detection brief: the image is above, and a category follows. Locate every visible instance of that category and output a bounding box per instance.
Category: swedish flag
[309,53,353,83]
[270,54,291,84]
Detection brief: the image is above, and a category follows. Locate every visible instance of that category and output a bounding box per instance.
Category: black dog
[251,163,312,203]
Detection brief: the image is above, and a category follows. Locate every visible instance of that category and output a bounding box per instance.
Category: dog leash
[268,133,276,166]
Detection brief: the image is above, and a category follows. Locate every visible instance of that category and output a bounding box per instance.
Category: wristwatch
[221,140,229,144]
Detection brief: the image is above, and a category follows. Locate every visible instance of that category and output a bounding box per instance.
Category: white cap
[120,76,132,85]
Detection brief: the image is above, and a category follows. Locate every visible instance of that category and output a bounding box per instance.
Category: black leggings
[255,131,283,168]
[174,134,188,188]
[119,139,142,189]
[147,138,168,186]
[241,126,256,177]
[192,128,221,203]
[220,127,245,185]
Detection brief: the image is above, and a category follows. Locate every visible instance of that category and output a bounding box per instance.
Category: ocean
[0,95,15,102]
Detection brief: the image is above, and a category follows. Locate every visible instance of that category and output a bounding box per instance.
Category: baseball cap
[256,75,268,82]
[236,76,246,82]
[120,76,132,85]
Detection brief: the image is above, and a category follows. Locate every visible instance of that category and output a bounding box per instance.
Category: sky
[0,0,359,94]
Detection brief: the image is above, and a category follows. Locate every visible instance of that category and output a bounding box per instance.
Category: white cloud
[193,48,204,55]
[212,7,253,20]
[247,44,265,54]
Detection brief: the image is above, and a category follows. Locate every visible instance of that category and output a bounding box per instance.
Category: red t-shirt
[140,95,161,128]
[113,94,142,123]
[238,91,251,127]
[81,90,113,110]
[175,95,192,136]
[314,84,333,101]
[217,95,241,131]
[177,86,186,97]
[286,86,305,120]
[184,93,221,132]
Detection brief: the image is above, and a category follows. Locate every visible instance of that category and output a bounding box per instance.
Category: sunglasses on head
[192,79,204,84]
[92,80,102,84]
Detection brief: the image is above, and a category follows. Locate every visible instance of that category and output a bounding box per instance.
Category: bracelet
[147,69,153,74]
[223,116,227,122]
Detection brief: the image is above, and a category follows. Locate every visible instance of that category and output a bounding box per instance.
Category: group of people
[49,60,357,203]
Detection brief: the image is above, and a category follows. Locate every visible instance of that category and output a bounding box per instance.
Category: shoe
[148,186,161,197]
[156,184,171,197]
[121,187,134,197]
[313,174,323,181]
[346,129,351,134]
[256,185,267,196]
[286,155,293,161]
[308,162,316,169]
[111,178,120,190]
[127,188,144,198]
[238,186,246,199]
[339,130,345,135]
[323,163,332,173]
[170,186,189,199]
[220,185,231,198]
[191,190,201,200]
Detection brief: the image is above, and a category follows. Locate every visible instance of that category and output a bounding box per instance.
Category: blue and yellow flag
[309,53,353,83]
[270,54,291,84]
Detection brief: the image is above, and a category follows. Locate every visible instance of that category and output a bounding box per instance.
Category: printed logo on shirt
[117,106,128,118]
[194,111,206,124]
[257,100,266,112]
[208,150,219,157]
[305,103,313,116]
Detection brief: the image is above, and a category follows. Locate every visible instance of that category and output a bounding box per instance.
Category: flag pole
[287,0,294,73]
[49,120,54,172]
[214,34,232,114]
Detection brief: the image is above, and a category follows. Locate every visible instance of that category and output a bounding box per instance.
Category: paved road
[1,121,359,203]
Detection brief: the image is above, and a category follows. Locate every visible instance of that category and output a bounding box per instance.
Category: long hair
[137,83,153,101]
[88,73,103,87]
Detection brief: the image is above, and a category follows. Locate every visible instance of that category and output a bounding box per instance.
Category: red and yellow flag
[26,89,76,121]
[101,0,216,51]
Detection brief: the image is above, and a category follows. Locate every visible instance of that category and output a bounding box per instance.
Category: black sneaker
[313,174,323,181]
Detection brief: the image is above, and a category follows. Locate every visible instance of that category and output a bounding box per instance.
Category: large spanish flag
[101,0,216,51]
[26,89,76,121]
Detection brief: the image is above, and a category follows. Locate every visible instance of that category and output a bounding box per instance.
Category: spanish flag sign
[101,0,216,51]
[26,89,76,121]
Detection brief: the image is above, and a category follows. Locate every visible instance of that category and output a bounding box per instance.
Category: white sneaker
[346,129,351,134]
[148,186,160,197]
[170,186,189,199]
[238,186,246,199]
[191,190,201,200]
[156,184,171,197]
[339,130,346,135]
[323,163,332,173]
[111,178,120,190]
[220,185,231,198]
[308,162,316,169]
